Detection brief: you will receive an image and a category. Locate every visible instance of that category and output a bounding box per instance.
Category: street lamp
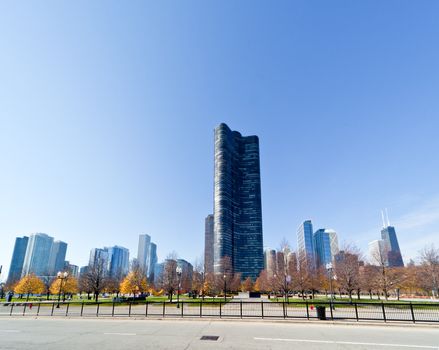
[56,271,68,308]
[326,263,334,305]
[200,272,205,301]
[176,266,182,308]
[223,274,227,303]
[285,274,291,303]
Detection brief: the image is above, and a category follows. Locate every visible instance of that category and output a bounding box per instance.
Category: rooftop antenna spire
[385,208,390,227]
[381,210,386,228]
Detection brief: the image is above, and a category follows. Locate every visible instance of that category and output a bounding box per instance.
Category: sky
[1,1,439,280]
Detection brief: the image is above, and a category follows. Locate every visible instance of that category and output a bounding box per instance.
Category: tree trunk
[26,293,30,301]
[95,292,99,302]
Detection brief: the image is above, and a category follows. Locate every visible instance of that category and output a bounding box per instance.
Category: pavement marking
[103,332,137,336]
[254,337,439,349]
[0,330,20,333]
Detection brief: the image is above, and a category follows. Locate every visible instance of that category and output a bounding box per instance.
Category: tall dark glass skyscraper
[213,123,263,280]
[381,226,404,267]
[204,214,214,274]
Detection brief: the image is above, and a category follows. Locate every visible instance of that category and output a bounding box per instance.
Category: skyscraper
[22,233,54,277]
[7,236,29,284]
[213,123,264,280]
[313,229,332,268]
[264,248,276,277]
[48,240,67,275]
[297,220,315,268]
[148,242,158,280]
[381,226,404,267]
[106,246,130,279]
[89,248,109,273]
[204,214,214,274]
[137,234,151,274]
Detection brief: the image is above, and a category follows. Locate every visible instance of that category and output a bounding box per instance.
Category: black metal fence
[1,300,438,323]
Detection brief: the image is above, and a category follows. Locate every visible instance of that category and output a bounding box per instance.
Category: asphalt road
[0,318,438,350]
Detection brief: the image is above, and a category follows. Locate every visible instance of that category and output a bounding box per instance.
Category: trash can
[316,306,326,320]
[6,293,13,302]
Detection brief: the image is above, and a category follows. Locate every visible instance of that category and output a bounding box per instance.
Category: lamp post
[285,274,291,303]
[326,263,334,305]
[176,266,182,308]
[200,272,205,301]
[223,274,227,303]
[56,271,68,308]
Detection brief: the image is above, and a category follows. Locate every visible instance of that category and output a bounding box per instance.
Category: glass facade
[7,236,29,284]
[313,229,332,268]
[22,233,54,277]
[297,220,315,267]
[213,123,264,280]
[48,241,67,275]
[106,246,130,279]
[137,234,151,274]
[204,214,214,274]
[148,242,158,281]
[381,226,404,267]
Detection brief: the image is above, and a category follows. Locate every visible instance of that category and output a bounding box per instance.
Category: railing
[1,300,438,323]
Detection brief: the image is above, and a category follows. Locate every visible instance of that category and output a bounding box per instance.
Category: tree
[120,268,148,296]
[418,244,439,298]
[82,259,107,302]
[241,277,254,292]
[255,270,270,293]
[14,274,45,301]
[158,254,178,301]
[49,277,78,298]
[334,246,362,301]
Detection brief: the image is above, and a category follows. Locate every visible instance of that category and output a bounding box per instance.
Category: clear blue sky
[1,1,439,279]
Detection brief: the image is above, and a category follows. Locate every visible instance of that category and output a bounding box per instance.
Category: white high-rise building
[22,233,54,277]
[137,234,151,274]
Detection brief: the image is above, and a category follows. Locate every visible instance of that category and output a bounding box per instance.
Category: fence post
[162,301,165,318]
[51,303,55,316]
[199,300,202,317]
[354,302,358,321]
[128,302,131,317]
[220,302,222,318]
[112,302,115,317]
[80,302,84,317]
[9,303,14,316]
[23,303,26,316]
[282,302,286,319]
[409,302,415,323]
[305,300,309,320]
[261,301,264,319]
[145,302,148,317]
[381,302,386,322]
[66,303,70,317]
[181,301,184,317]
[37,303,41,316]
[240,300,243,319]
[96,303,100,317]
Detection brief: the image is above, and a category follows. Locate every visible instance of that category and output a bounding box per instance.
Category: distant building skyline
[137,234,151,274]
[204,214,214,275]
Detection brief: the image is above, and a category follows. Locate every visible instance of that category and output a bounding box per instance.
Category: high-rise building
[89,248,109,273]
[22,233,54,277]
[148,242,158,281]
[177,259,194,291]
[153,262,165,283]
[264,248,276,277]
[369,239,388,266]
[48,241,68,275]
[213,123,264,280]
[106,246,130,279]
[297,220,315,268]
[204,214,214,274]
[381,226,404,267]
[7,236,29,284]
[137,234,151,275]
[64,261,79,278]
[313,229,332,268]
